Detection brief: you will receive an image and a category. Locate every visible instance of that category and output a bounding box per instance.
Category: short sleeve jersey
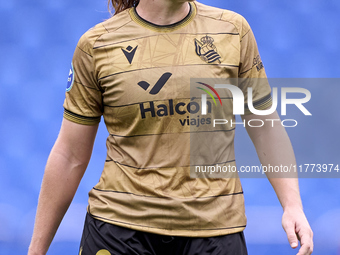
[63,1,272,237]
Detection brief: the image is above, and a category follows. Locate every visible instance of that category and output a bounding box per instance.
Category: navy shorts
[79,213,248,255]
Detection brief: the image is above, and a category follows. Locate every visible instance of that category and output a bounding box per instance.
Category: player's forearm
[244,112,302,211]
[28,145,88,255]
[258,126,301,209]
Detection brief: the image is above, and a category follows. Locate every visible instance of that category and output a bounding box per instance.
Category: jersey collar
[129,2,196,32]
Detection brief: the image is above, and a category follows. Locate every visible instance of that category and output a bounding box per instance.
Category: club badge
[194,35,221,64]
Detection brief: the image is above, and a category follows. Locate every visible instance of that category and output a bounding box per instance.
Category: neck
[136,0,191,26]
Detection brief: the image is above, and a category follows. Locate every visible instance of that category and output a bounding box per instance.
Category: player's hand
[282,207,313,255]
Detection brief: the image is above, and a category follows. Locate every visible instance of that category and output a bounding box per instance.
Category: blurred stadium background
[0,0,339,254]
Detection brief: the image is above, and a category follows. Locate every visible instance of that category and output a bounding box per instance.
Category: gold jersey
[63,1,271,237]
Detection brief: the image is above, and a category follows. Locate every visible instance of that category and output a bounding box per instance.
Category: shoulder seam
[92,23,110,50]
[196,13,237,29]
[241,28,251,41]
[93,14,133,49]
[77,45,93,57]
[111,19,133,33]
[197,12,241,42]
[219,11,224,20]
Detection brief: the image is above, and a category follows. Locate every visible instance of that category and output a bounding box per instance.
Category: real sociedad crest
[194,35,221,64]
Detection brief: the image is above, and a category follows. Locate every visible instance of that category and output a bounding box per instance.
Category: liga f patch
[66,63,75,92]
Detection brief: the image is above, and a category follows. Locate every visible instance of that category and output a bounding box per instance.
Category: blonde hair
[108,0,140,15]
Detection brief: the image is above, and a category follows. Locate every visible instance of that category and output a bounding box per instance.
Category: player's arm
[28,118,98,255]
[242,110,313,255]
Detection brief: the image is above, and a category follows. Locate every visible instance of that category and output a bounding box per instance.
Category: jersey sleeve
[237,16,272,115]
[63,33,103,125]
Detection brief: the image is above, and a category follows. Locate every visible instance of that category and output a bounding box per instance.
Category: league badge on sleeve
[66,63,75,92]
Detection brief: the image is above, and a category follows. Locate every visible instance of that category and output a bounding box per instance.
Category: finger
[296,231,313,255]
[283,221,299,248]
[296,244,312,255]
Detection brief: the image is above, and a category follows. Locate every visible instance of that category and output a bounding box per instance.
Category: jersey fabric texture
[63,1,272,237]
[79,213,248,255]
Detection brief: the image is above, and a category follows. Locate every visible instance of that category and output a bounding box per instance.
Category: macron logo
[122,45,138,64]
